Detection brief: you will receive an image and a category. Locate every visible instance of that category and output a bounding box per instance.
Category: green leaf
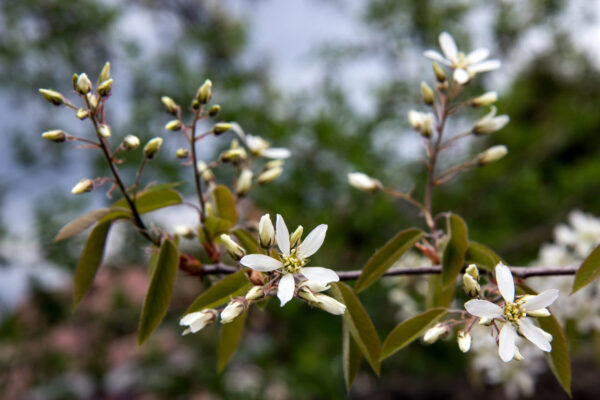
[72,219,112,308]
[354,228,424,293]
[465,241,503,272]
[232,229,260,254]
[572,243,600,294]
[211,185,238,225]
[342,322,362,391]
[331,282,381,375]
[55,207,130,241]
[113,188,183,215]
[217,309,248,373]
[185,270,250,314]
[138,239,180,345]
[441,214,469,287]
[381,308,447,360]
[426,274,455,308]
[205,216,234,240]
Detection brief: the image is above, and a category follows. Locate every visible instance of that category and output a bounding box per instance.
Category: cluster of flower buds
[408,110,434,138]
[463,264,480,298]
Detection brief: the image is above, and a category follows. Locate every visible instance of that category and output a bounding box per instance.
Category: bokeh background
[2,0,600,398]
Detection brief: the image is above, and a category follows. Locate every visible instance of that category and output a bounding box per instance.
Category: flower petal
[465,48,489,65]
[262,148,291,159]
[522,289,559,312]
[297,224,328,258]
[180,312,202,326]
[439,31,458,62]
[464,299,503,318]
[423,50,452,66]
[495,263,515,303]
[300,267,339,286]
[240,254,282,272]
[453,68,469,84]
[498,323,517,362]
[519,318,552,352]
[469,59,501,74]
[276,214,290,256]
[277,273,295,307]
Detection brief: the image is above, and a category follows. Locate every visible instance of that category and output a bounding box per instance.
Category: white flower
[424,31,501,85]
[240,214,339,307]
[180,309,216,335]
[245,134,291,159]
[464,263,559,362]
[347,172,381,192]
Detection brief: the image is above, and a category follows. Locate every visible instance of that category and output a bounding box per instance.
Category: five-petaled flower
[464,263,559,362]
[424,31,501,85]
[240,214,339,306]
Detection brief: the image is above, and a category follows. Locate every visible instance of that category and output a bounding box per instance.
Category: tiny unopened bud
[71,178,94,195]
[473,107,510,135]
[208,104,221,117]
[220,148,247,164]
[477,145,508,165]
[471,91,497,107]
[463,274,480,297]
[98,124,111,138]
[432,62,447,82]
[423,323,448,344]
[235,169,253,196]
[122,135,140,150]
[98,62,111,84]
[174,225,195,239]
[220,300,245,324]
[421,113,434,138]
[76,73,92,95]
[165,120,182,131]
[265,159,284,169]
[176,148,189,159]
[144,137,163,159]
[160,96,177,115]
[348,172,381,192]
[39,89,64,106]
[465,264,479,280]
[245,286,265,301]
[197,79,213,104]
[457,331,471,353]
[220,234,246,260]
[313,293,346,315]
[514,346,525,361]
[76,108,89,120]
[421,81,435,106]
[98,78,113,97]
[72,73,79,90]
[180,309,216,335]
[258,214,275,248]
[290,225,303,248]
[86,93,98,109]
[197,161,215,182]
[257,167,283,185]
[213,122,232,135]
[42,130,67,143]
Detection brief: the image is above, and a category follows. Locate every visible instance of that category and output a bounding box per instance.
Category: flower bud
[313,293,346,315]
[98,62,111,84]
[76,108,89,120]
[265,159,284,169]
[220,234,246,260]
[235,169,253,196]
[258,214,275,248]
[457,331,471,353]
[463,274,480,297]
[465,264,479,280]
[42,129,67,143]
[72,73,79,90]
[432,62,446,82]
[257,167,283,185]
[97,78,113,97]
[176,148,189,159]
[220,148,248,164]
[213,122,232,135]
[472,107,509,135]
[298,286,320,303]
[408,110,435,138]
[421,81,435,106]
[347,172,381,193]
[220,300,245,324]
[71,178,94,195]
[423,323,448,344]
[160,96,177,115]
[174,225,195,239]
[471,91,497,107]
[121,135,140,150]
[208,104,221,117]
[180,309,216,335]
[86,93,98,109]
[197,161,215,182]
[39,89,64,106]
[477,145,508,166]
[76,73,92,95]
[421,113,434,138]
[196,79,213,104]
[165,120,182,131]
[245,286,265,301]
[290,225,303,248]
[144,137,163,159]
[98,124,111,138]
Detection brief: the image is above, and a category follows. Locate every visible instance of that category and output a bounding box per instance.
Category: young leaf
[72,219,112,308]
[343,322,362,391]
[381,308,447,360]
[185,270,250,314]
[441,214,469,287]
[232,229,260,254]
[112,188,183,215]
[465,241,503,272]
[572,242,600,294]
[138,239,180,345]
[354,228,424,293]
[55,207,130,241]
[217,309,248,373]
[211,185,238,225]
[331,282,381,375]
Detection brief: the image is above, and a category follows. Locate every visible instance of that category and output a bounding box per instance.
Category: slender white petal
[300,267,339,286]
[498,323,517,362]
[465,48,489,64]
[423,50,452,66]
[439,32,458,62]
[453,68,469,84]
[522,289,559,312]
[180,312,204,326]
[276,214,291,255]
[240,254,282,272]
[297,224,328,258]
[495,263,515,303]
[464,299,503,318]
[277,273,295,307]
[469,60,501,74]
[519,318,552,352]
[262,148,291,159]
